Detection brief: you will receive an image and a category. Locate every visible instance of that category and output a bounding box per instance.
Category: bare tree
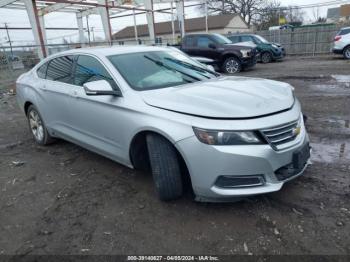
[200,0,279,27]
[254,0,281,30]
[284,6,305,25]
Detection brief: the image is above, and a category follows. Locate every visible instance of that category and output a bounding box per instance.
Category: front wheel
[261,52,272,63]
[27,105,55,145]
[222,57,241,74]
[343,46,350,59]
[146,134,183,201]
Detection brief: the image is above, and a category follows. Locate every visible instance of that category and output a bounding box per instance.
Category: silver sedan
[16,46,310,202]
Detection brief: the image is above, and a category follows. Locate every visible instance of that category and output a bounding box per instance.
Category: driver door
[196,36,220,60]
[65,55,126,162]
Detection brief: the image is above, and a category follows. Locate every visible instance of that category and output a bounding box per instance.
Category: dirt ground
[0,56,349,256]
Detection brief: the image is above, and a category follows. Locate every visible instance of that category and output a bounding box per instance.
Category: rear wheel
[222,56,241,74]
[146,134,183,201]
[27,105,55,145]
[343,46,350,59]
[261,52,272,63]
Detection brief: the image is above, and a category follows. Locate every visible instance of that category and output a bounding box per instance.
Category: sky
[0,0,348,46]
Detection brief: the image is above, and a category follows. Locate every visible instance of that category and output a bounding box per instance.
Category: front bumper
[241,55,257,69]
[332,48,343,54]
[176,127,310,202]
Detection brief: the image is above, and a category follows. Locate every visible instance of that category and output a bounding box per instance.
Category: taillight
[334,35,342,41]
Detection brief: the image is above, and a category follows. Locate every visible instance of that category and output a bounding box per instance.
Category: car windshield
[211,34,232,44]
[255,35,269,44]
[108,50,218,91]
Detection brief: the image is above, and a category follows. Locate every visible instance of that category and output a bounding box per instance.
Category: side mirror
[207,65,215,72]
[83,80,121,96]
[208,43,217,49]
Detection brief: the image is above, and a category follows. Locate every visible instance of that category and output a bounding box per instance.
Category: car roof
[57,45,170,57]
[341,27,350,30]
[229,34,254,36]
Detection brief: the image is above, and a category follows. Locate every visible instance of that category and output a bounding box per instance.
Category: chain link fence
[253,23,350,56]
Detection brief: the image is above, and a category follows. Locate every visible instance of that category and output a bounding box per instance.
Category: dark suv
[179,33,257,74]
[228,34,285,63]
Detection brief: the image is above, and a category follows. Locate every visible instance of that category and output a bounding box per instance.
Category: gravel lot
[0,56,349,256]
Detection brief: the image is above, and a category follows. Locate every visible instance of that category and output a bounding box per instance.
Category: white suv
[333,27,350,59]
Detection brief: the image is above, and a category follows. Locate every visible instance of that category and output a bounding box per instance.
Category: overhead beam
[38,3,70,16]
[0,0,17,8]
[80,7,99,17]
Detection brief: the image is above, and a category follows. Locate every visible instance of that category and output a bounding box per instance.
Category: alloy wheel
[29,110,44,142]
[344,47,350,59]
[225,58,239,74]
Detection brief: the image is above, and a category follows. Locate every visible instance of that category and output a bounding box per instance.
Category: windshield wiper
[164,57,219,78]
[144,55,201,81]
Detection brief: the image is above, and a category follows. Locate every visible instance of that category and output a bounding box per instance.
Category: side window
[339,29,350,35]
[197,36,214,48]
[37,62,48,79]
[229,35,240,43]
[73,55,116,88]
[46,56,74,83]
[184,36,195,47]
[241,35,253,42]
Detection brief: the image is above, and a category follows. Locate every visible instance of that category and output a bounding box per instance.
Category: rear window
[229,35,240,43]
[37,62,48,79]
[338,28,350,35]
[184,36,196,47]
[46,56,74,84]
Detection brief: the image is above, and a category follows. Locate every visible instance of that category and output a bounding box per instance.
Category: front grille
[261,120,299,149]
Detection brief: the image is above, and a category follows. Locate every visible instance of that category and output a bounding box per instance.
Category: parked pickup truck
[178,33,258,74]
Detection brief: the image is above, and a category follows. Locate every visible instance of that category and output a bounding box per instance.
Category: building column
[97,0,112,44]
[144,0,155,44]
[133,8,138,43]
[171,0,175,44]
[176,0,185,38]
[23,0,47,59]
[76,13,86,46]
[39,15,49,55]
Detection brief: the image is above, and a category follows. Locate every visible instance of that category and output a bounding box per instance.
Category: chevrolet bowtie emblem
[293,126,301,136]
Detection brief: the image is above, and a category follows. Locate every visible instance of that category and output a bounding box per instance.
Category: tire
[27,105,55,145]
[261,52,272,63]
[222,56,241,74]
[146,134,183,201]
[343,46,350,60]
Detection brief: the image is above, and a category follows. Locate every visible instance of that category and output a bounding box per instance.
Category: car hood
[141,76,295,119]
[230,42,257,48]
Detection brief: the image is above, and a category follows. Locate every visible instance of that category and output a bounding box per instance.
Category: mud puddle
[311,140,350,163]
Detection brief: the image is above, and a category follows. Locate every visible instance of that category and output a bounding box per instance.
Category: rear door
[37,55,74,133]
[181,35,198,56]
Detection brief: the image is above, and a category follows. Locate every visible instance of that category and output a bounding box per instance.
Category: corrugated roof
[112,14,239,39]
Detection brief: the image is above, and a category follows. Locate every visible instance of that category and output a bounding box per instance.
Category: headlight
[240,49,252,58]
[193,127,264,145]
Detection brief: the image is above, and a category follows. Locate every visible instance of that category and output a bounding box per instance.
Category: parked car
[332,27,350,59]
[179,33,258,74]
[16,46,310,202]
[228,34,285,63]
